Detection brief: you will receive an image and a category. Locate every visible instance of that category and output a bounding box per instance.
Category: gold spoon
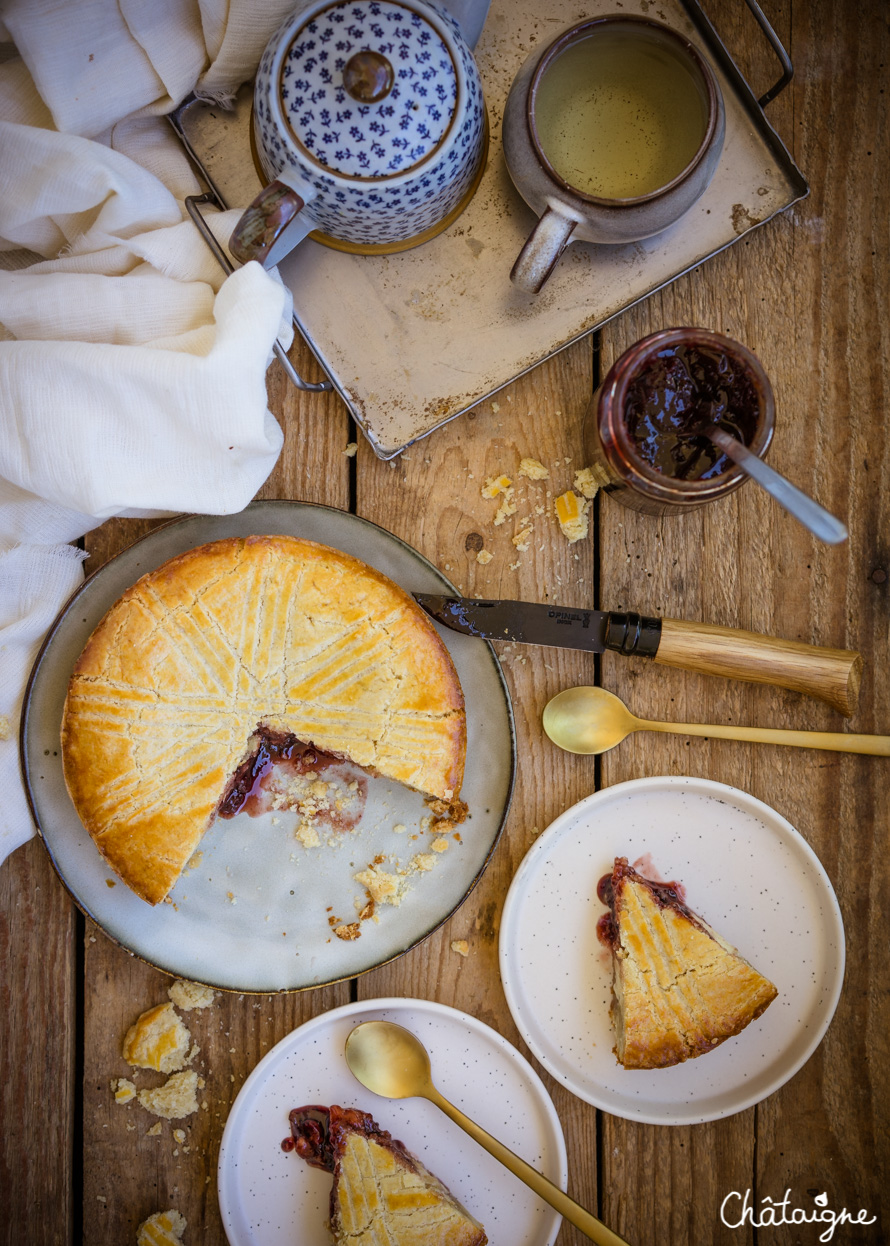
[344,1020,629,1246]
[543,686,890,756]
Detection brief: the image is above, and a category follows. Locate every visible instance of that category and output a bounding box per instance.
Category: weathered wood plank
[0,838,75,1246]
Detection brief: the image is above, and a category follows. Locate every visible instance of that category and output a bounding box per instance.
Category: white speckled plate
[217,997,567,1246]
[22,502,514,992]
[499,776,845,1126]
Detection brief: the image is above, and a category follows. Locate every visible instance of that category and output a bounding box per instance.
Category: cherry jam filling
[217,727,368,832]
[219,729,336,818]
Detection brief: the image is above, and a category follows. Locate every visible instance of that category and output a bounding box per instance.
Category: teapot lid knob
[343,51,395,103]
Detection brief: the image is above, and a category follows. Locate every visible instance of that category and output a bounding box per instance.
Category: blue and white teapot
[230,0,488,266]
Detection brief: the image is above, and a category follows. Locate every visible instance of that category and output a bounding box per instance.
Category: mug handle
[229,174,316,269]
[510,206,578,293]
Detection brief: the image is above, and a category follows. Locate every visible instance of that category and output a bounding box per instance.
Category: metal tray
[170,0,807,459]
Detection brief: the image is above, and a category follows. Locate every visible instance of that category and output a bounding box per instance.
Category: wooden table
[3,2,888,1242]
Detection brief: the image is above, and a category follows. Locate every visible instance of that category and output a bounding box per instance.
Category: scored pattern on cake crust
[61,536,466,905]
[605,859,778,1069]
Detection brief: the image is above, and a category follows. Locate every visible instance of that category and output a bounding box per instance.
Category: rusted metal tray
[170,0,806,458]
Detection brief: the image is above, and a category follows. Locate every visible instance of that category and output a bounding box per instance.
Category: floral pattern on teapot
[253,0,486,247]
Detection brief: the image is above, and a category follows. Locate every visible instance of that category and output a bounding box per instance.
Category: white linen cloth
[0,0,300,866]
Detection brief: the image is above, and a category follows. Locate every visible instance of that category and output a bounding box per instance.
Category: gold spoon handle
[635,718,890,756]
[425,1086,629,1245]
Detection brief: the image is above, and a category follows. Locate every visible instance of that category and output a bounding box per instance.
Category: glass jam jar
[583,327,775,516]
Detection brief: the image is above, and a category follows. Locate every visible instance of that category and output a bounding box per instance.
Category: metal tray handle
[185,192,332,393]
[741,0,794,106]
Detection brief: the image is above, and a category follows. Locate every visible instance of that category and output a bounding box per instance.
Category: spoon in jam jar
[345,1020,630,1245]
[543,686,890,756]
[696,423,848,545]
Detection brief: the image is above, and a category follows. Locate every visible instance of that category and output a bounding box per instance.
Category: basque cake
[597,857,778,1069]
[287,1105,487,1246]
[61,536,466,905]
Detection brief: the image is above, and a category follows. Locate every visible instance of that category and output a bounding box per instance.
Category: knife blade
[413,593,862,717]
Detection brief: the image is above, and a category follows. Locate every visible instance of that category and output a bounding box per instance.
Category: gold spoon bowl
[543,685,890,756]
[344,1019,629,1246]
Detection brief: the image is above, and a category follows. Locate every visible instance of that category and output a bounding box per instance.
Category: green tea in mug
[533,26,711,200]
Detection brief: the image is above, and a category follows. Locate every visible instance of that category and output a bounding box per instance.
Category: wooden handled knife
[413,594,862,717]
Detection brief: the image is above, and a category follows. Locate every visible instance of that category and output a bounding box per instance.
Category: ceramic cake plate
[498,776,845,1125]
[218,998,567,1246]
[21,502,515,992]
[170,0,807,457]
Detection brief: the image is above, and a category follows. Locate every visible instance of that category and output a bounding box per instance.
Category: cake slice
[597,857,778,1069]
[288,1105,487,1246]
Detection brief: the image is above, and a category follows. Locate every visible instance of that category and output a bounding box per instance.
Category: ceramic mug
[503,15,726,293]
[230,0,488,267]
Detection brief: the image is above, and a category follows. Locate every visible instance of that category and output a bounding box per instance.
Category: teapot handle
[230,179,314,269]
[510,206,577,294]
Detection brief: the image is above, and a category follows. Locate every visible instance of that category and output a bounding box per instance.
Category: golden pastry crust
[61,536,466,905]
[290,1105,487,1246]
[604,858,778,1069]
[335,1132,487,1246]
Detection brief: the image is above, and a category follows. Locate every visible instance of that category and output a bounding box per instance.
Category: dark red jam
[289,1106,337,1171]
[623,343,760,480]
[219,729,330,818]
[218,727,368,828]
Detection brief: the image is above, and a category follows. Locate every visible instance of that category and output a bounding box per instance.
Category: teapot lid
[280,0,460,180]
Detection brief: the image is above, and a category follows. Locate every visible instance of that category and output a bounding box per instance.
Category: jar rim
[600,327,776,500]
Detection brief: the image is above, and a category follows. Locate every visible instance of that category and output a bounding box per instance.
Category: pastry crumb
[476,549,493,565]
[451,939,470,957]
[122,1003,192,1074]
[295,823,321,848]
[136,1209,187,1246]
[518,457,549,480]
[334,922,362,941]
[113,1078,137,1104]
[574,464,609,499]
[146,1122,163,1137]
[555,490,589,543]
[344,442,357,457]
[425,797,469,824]
[411,853,437,872]
[512,526,533,552]
[481,474,511,498]
[0,714,12,740]
[355,864,407,907]
[392,823,407,835]
[168,979,216,1011]
[493,491,517,526]
[431,836,450,853]
[137,1071,199,1120]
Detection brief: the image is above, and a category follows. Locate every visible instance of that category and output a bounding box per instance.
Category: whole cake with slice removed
[61,535,466,905]
[597,857,778,1069]
[287,1104,487,1245]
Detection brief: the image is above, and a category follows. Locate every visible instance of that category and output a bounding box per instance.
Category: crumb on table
[122,1003,192,1074]
[518,457,549,480]
[113,1078,137,1104]
[555,490,589,543]
[137,1071,200,1121]
[136,1209,187,1246]
[167,979,216,1012]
